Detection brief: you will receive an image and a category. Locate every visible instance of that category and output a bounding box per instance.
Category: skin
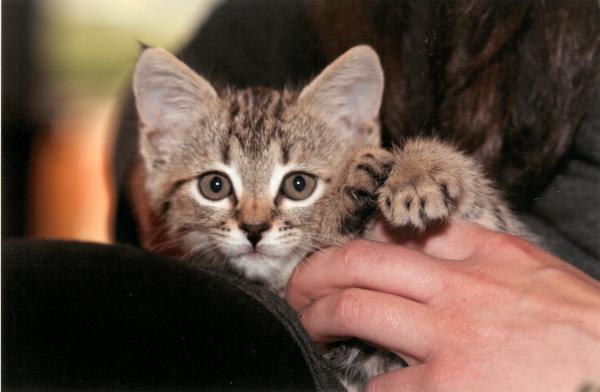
[286,222,600,392]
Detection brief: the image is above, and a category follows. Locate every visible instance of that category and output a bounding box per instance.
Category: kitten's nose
[240,222,271,249]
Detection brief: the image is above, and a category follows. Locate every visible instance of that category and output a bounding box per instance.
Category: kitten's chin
[228,251,302,292]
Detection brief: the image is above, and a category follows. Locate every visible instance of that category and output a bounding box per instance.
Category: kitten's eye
[198,172,232,201]
[281,172,317,201]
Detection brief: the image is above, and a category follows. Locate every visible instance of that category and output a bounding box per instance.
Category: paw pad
[378,168,460,230]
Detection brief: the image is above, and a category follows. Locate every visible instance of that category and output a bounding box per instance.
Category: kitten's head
[133,45,383,288]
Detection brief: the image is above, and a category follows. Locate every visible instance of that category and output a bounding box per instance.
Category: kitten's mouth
[228,243,287,264]
[233,243,283,259]
[237,250,269,261]
[241,250,266,260]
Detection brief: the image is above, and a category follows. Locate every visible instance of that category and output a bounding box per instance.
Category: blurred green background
[37,0,222,100]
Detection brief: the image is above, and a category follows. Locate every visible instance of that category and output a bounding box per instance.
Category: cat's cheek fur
[179,231,216,257]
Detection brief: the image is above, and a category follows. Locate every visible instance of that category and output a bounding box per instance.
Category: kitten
[132,45,528,390]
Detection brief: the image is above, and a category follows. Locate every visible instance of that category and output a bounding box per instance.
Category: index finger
[286,239,447,312]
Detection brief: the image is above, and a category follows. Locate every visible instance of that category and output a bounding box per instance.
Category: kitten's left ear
[298,45,384,145]
[133,47,218,155]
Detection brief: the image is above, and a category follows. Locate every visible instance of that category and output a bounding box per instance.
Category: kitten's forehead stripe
[222,143,230,164]
[223,87,294,156]
[281,144,290,164]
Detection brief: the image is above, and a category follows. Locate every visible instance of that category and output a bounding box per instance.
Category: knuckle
[520,267,580,314]
[339,240,368,269]
[531,266,571,284]
[484,231,518,249]
[287,252,317,290]
[484,231,526,252]
[481,232,541,264]
[299,305,317,331]
[339,240,383,280]
[331,288,363,327]
[286,262,302,290]
[337,245,355,273]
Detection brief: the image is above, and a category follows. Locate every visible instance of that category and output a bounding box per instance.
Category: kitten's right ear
[133,48,217,154]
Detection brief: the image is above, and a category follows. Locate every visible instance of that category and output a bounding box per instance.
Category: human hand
[286,222,600,391]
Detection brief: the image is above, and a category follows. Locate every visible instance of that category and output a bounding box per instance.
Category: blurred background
[2,0,222,242]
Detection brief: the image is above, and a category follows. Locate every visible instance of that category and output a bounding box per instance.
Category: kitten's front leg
[378,138,527,236]
[316,146,393,247]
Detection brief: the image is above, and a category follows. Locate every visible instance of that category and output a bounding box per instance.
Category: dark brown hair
[308,0,600,206]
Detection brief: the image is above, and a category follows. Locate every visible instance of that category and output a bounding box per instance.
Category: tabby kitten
[132,45,528,390]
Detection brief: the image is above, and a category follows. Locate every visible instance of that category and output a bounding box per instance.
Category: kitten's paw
[378,141,462,230]
[342,147,393,211]
[335,147,393,235]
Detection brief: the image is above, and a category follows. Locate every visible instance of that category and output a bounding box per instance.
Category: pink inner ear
[145,127,169,151]
[136,90,165,132]
[146,128,161,144]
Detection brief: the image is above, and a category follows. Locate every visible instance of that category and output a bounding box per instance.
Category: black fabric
[2,240,342,391]
[522,84,600,280]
